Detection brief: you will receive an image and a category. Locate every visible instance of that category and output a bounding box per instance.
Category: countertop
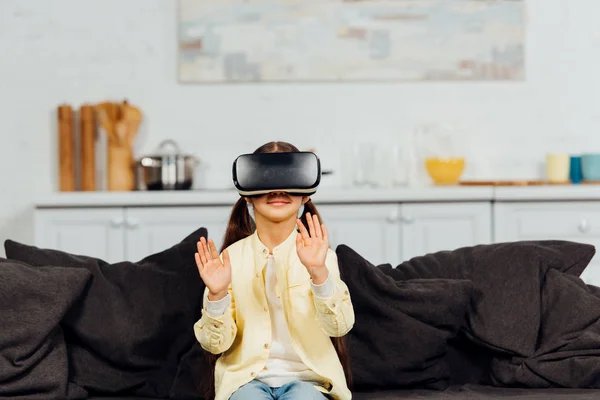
[35,186,494,208]
[493,185,600,201]
[33,184,600,208]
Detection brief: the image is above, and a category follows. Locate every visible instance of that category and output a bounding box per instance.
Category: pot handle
[138,157,162,167]
[190,155,201,166]
[157,139,182,154]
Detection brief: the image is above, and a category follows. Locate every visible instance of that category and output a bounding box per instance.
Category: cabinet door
[400,202,492,261]
[494,202,600,286]
[124,206,232,262]
[316,204,402,266]
[34,208,126,263]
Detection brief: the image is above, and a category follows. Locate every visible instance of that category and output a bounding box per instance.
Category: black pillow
[380,240,596,357]
[490,268,600,388]
[384,240,595,280]
[4,227,208,398]
[336,245,475,391]
[0,258,91,399]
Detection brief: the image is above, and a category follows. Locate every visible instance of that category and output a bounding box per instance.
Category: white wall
[1,0,600,254]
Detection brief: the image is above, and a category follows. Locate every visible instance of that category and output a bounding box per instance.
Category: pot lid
[155,139,184,156]
[143,139,197,158]
[138,139,200,167]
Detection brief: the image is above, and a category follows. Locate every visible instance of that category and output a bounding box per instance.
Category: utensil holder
[107,143,134,191]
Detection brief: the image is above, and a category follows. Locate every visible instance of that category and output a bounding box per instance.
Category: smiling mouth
[267,200,290,205]
[266,193,291,205]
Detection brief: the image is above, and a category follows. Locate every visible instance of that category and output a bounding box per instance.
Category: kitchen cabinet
[317,204,402,266]
[399,202,492,261]
[34,202,492,267]
[34,206,232,263]
[124,207,232,261]
[318,202,492,266]
[31,187,600,284]
[35,208,126,263]
[494,202,600,286]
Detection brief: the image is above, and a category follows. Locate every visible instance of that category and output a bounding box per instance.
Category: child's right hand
[195,237,231,301]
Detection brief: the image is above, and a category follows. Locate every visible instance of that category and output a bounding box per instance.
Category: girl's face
[248,191,307,223]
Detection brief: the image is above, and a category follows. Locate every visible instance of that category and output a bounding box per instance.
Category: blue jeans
[230,380,329,400]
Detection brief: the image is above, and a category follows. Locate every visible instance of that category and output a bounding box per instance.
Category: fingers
[312,213,322,239]
[222,248,231,267]
[306,212,316,238]
[296,218,310,242]
[197,239,208,266]
[208,239,220,261]
[295,229,304,249]
[321,222,328,243]
[200,237,212,261]
[194,252,204,274]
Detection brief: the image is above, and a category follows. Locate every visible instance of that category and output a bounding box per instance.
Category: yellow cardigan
[194,229,355,400]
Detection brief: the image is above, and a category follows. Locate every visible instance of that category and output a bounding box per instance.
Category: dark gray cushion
[379,240,600,390]
[4,227,208,399]
[489,269,600,388]
[336,245,474,391]
[0,258,91,399]
[380,240,596,356]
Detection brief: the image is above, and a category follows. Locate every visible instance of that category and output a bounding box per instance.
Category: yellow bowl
[425,158,465,185]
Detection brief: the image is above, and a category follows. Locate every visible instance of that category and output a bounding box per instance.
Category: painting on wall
[177,0,525,83]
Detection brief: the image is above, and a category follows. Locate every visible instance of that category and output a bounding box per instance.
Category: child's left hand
[296,212,329,284]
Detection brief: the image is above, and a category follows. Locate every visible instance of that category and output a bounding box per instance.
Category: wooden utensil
[95,100,143,191]
[95,103,117,144]
[123,101,142,147]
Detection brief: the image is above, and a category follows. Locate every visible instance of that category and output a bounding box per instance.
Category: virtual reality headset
[232,151,321,197]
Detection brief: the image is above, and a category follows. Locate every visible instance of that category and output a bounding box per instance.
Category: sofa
[3,226,600,399]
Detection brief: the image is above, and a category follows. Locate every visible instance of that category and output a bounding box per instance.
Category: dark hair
[201,141,352,399]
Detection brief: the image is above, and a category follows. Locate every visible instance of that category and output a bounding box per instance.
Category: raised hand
[195,237,231,300]
[296,212,330,284]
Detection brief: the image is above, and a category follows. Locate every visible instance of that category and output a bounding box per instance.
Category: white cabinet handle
[579,219,591,233]
[387,209,400,223]
[109,217,139,229]
[110,217,124,227]
[401,216,415,224]
[126,218,140,229]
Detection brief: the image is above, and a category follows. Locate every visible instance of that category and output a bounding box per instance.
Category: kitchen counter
[34,186,494,208]
[494,185,600,201]
[34,185,600,208]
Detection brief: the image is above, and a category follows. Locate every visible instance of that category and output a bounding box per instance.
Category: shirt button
[255,272,260,278]
[263,249,268,254]
[263,306,268,312]
[344,291,349,296]
[331,303,336,308]
[264,343,269,349]
[250,372,255,377]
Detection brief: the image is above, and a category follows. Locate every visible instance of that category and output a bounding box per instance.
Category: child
[194,141,355,400]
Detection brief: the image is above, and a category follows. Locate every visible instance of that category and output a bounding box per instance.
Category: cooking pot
[136,139,200,190]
